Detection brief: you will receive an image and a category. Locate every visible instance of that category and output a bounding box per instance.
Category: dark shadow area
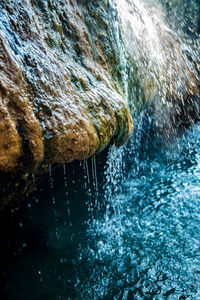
[0,148,109,300]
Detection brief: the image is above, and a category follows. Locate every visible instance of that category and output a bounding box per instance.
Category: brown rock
[0,0,133,206]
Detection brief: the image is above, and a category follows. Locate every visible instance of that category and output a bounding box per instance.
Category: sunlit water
[1,118,200,299]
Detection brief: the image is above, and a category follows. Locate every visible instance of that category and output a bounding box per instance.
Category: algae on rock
[0,0,133,205]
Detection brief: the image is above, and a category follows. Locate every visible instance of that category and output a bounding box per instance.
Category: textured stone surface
[117,0,200,110]
[0,0,133,173]
[0,0,134,205]
[0,0,199,206]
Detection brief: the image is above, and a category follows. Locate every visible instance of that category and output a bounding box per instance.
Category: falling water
[1,0,200,299]
[74,117,200,299]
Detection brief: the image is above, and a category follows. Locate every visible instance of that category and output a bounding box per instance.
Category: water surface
[1,119,200,299]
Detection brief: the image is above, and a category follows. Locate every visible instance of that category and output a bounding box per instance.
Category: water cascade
[0,0,200,299]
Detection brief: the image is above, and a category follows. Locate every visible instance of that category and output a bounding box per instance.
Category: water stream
[1,0,200,299]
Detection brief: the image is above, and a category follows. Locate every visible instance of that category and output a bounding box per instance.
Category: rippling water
[1,118,200,299]
[76,121,200,299]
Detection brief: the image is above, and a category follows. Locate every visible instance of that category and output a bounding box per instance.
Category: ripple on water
[76,124,200,299]
[1,124,199,300]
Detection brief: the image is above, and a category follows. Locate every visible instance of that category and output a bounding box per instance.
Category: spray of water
[74,1,200,298]
[1,1,199,299]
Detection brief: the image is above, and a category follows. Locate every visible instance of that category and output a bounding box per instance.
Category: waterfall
[74,1,200,298]
[1,0,200,299]
[115,0,199,127]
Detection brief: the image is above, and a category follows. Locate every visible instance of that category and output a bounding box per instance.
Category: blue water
[1,118,199,299]
[76,122,200,299]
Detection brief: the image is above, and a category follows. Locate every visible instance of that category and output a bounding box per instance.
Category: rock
[0,0,133,206]
[117,0,199,133]
[0,0,199,206]
[0,0,133,174]
[116,0,199,109]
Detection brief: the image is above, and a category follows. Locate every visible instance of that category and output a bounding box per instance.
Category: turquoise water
[76,122,200,299]
[1,117,200,299]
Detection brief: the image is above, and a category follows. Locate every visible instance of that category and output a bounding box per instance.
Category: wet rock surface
[117,0,200,112]
[0,0,133,205]
[0,0,199,206]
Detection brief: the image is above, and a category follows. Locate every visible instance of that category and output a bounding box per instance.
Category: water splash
[91,156,99,206]
[1,1,199,299]
[115,0,199,121]
[76,120,200,299]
